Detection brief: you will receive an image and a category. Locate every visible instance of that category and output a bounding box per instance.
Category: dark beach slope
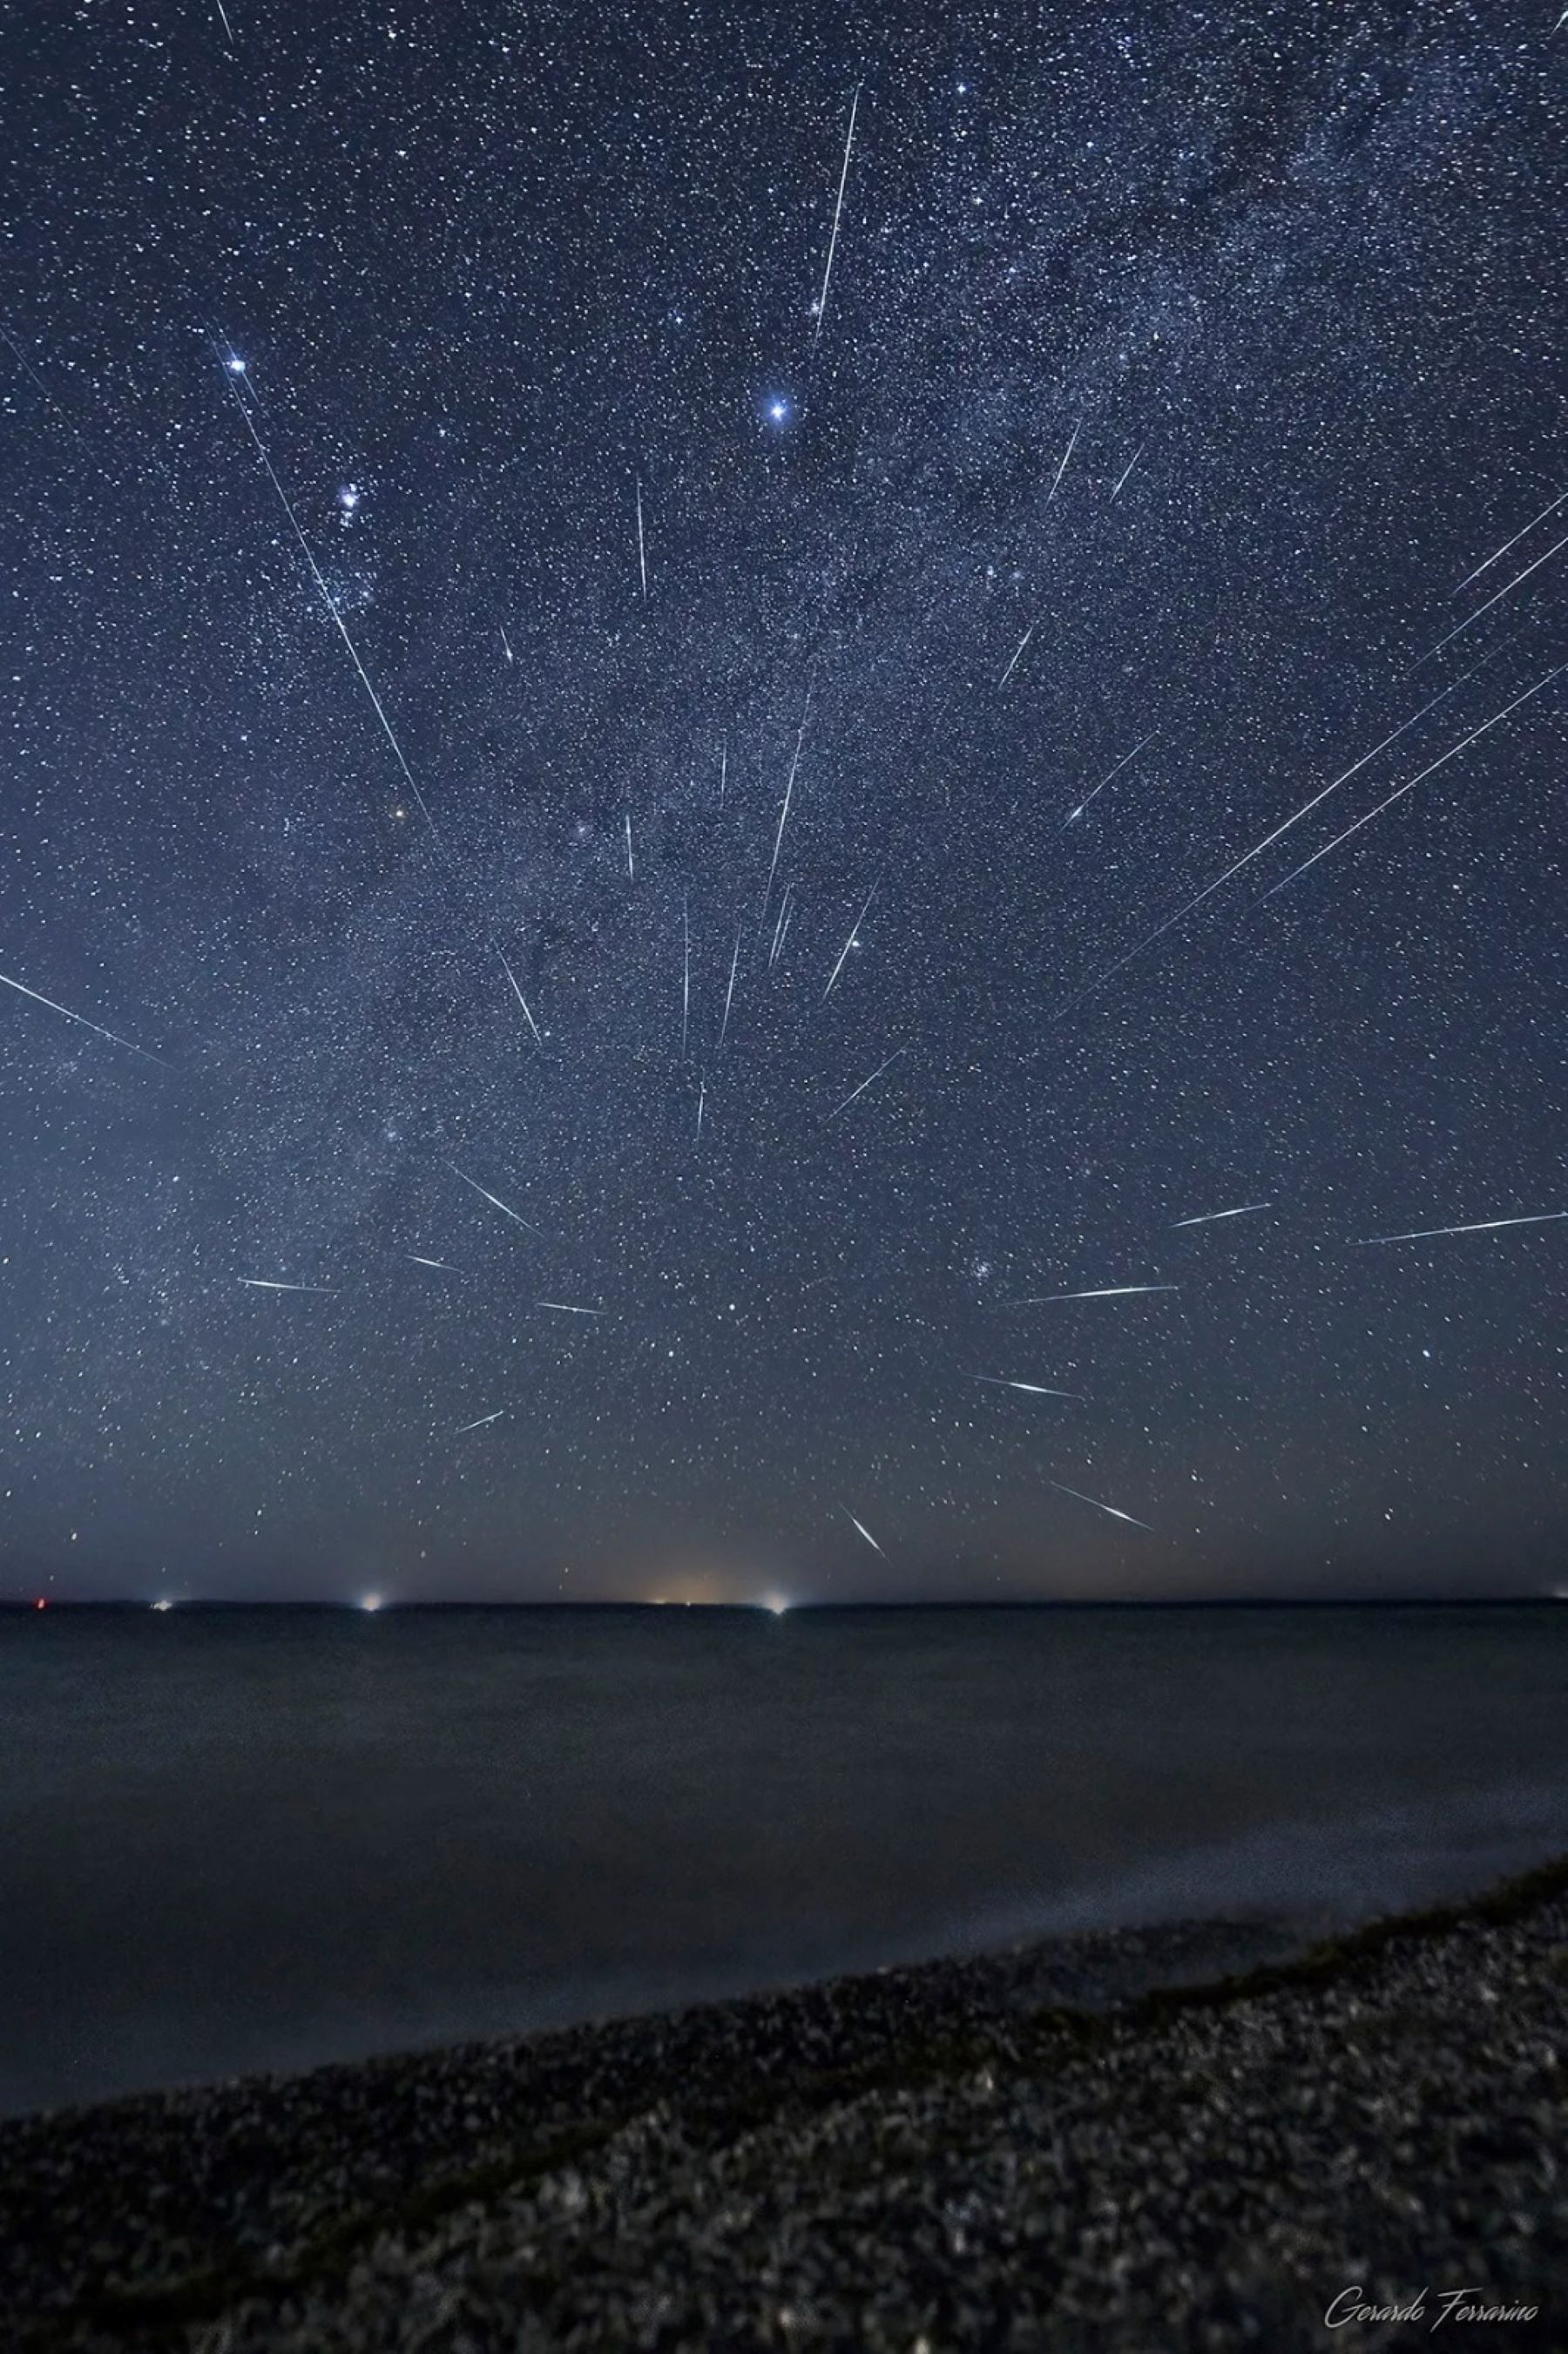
[3,1866,1565,2353]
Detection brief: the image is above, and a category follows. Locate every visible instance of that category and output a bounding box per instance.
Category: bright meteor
[1353,1210,1568,1247]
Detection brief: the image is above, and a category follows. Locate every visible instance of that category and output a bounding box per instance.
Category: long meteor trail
[1051,1481,1152,1531]
[823,884,875,998]
[1173,1202,1270,1228]
[447,1163,542,1234]
[1007,1283,1177,1303]
[455,1409,506,1433]
[841,1505,884,1555]
[812,84,862,346]
[1262,660,1566,901]
[970,1377,1085,1398]
[1065,731,1157,826]
[1452,487,1565,595]
[536,1300,608,1315]
[239,1276,331,1293]
[220,358,438,835]
[1,966,170,1065]
[1353,1209,1568,1247]
[1416,528,1568,666]
[822,1046,903,1122]
[763,680,813,917]
[719,925,742,1046]
[498,950,544,1045]
[1054,665,1498,1014]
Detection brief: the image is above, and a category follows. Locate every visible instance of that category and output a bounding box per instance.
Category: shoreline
[4,1856,1565,2348]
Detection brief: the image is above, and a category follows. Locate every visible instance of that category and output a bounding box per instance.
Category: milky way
[2,2,1563,1602]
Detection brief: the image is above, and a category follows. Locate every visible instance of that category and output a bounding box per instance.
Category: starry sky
[3,0,1565,1605]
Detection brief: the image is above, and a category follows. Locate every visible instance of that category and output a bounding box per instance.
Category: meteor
[1173,1203,1270,1228]
[499,624,515,664]
[998,620,1036,688]
[970,1377,1085,1399]
[763,679,814,917]
[1045,416,1083,506]
[1051,1480,1152,1532]
[497,950,544,1045]
[407,1255,456,1271]
[812,84,862,346]
[1006,1283,1176,1303]
[447,1162,542,1234]
[455,1409,506,1434]
[625,812,635,880]
[841,1505,884,1555]
[1261,660,1566,901]
[1064,731,1157,826]
[681,894,692,1054]
[822,883,875,998]
[239,1276,331,1293]
[768,883,794,970]
[635,476,647,599]
[1,966,170,1065]
[718,734,727,808]
[1055,665,1497,1013]
[219,355,438,835]
[695,1078,706,1143]
[1416,527,1568,666]
[1352,1209,1568,1247]
[822,1046,903,1122]
[1451,487,1565,594]
[536,1300,607,1315]
[719,924,742,1046]
[1110,440,1145,501]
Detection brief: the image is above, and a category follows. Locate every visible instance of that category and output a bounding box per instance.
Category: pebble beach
[3,1862,1564,2351]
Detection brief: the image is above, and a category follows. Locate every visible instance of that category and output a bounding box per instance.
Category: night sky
[3,0,1565,1605]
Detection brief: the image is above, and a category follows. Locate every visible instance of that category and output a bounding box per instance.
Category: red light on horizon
[34,1597,46,1611]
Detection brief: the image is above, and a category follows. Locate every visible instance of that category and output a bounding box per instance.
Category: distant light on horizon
[360,1593,383,1613]
[152,1598,173,1613]
[760,1593,791,1615]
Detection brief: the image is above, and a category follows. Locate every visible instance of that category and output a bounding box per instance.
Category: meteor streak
[1416,528,1568,665]
[681,894,691,1054]
[970,1377,1085,1398]
[1006,1284,1177,1303]
[841,1505,884,1554]
[1,966,169,1065]
[1065,731,1157,826]
[1051,1481,1152,1531]
[763,679,813,917]
[220,356,438,835]
[447,1163,542,1234]
[536,1300,608,1315]
[213,0,235,47]
[407,1255,456,1271]
[719,734,727,808]
[998,620,1036,688]
[812,84,862,346]
[1173,1203,1271,1228]
[1110,441,1145,500]
[1262,660,1566,900]
[823,883,875,998]
[695,1079,706,1143]
[1452,487,1565,594]
[768,883,794,969]
[719,925,742,1045]
[239,1276,331,1293]
[822,1046,903,1122]
[1055,666,1494,1013]
[635,476,647,599]
[498,950,544,1045]
[1045,416,1083,504]
[625,812,635,879]
[455,1409,506,1433]
[1353,1209,1568,1247]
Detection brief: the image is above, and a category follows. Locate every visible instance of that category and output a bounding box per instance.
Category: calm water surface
[2,1603,1564,2116]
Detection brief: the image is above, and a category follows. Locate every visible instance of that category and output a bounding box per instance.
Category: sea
[2,1601,1564,2119]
